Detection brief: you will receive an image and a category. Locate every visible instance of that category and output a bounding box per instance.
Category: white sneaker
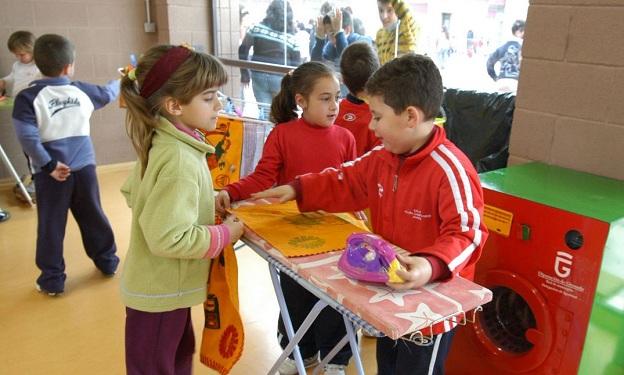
[324,364,347,375]
[35,282,63,297]
[278,355,319,375]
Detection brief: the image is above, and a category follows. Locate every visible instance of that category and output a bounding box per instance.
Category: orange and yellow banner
[199,116,244,189]
[232,201,369,257]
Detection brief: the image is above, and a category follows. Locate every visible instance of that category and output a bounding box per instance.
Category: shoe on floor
[14,176,36,204]
[35,282,63,297]
[324,364,347,375]
[278,354,319,375]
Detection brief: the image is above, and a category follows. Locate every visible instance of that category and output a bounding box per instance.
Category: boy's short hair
[341,8,353,28]
[512,20,526,35]
[366,53,442,119]
[7,31,35,53]
[34,34,75,77]
[340,42,379,95]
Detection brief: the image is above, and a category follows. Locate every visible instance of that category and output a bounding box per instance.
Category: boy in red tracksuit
[336,42,381,157]
[253,53,488,375]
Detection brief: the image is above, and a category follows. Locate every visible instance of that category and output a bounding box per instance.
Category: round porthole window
[480,286,537,354]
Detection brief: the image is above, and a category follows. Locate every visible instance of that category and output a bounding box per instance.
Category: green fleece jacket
[120,118,216,312]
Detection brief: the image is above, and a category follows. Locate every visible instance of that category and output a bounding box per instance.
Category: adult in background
[239,0,301,120]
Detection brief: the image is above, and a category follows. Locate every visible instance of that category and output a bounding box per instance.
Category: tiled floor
[0,164,376,374]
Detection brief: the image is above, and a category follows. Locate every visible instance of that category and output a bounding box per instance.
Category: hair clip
[118,65,137,81]
[127,67,137,81]
[287,69,294,76]
[180,43,195,51]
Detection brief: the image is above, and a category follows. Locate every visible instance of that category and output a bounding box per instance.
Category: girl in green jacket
[119,45,244,375]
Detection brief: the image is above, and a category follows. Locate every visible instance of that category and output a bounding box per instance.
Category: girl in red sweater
[216,61,356,375]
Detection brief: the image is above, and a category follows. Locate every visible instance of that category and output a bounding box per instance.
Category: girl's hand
[223,214,244,243]
[215,190,231,216]
[316,16,326,39]
[386,254,432,290]
[251,184,296,202]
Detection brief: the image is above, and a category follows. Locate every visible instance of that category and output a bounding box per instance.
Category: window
[212,0,529,116]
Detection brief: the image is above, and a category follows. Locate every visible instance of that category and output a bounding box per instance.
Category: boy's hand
[50,162,71,182]
[223,214,244,243]
[330,8,343,34]
[215,190,231,216]
[251,184,296,203]
[386,254,432,290]
[316,16,326,39]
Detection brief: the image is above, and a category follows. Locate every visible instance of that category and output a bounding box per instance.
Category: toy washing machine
[446,162,624,375]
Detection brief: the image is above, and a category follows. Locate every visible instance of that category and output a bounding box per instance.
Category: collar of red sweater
[294,116,335,131]
[378,125,446,167]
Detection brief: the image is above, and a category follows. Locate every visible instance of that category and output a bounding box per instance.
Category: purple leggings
[125,307,195,375]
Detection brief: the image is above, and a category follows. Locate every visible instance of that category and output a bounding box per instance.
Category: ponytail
[120,73,158,177]
[269,61,336,124]
[270,73,298,124]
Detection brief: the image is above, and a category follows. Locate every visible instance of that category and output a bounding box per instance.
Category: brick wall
[510,0,624,180]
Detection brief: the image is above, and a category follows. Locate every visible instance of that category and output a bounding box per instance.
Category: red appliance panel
[447,189,610,374]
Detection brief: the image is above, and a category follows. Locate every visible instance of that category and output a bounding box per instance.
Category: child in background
[375,0,420,64]
[12,34,120,296]
[1,31,41,203]
[119,45,244,374]
[216,61,356,375]
[253,54,488,375]
[336,42,381,156]
[0,30,40,96]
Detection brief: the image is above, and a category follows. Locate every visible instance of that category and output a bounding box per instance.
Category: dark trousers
[125,307,195,375]
[377,329,456,375]
[34,165,118,292]
[277,273,353,365]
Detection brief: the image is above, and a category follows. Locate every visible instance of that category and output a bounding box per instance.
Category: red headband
[140,46,192,98]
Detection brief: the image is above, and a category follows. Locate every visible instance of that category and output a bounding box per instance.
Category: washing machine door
[472,269,554,373]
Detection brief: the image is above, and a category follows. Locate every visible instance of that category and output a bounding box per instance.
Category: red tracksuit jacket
[335,97,381,157]
[297,126,488,282]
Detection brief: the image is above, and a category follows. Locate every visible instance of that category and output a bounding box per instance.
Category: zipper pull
[393,174,398,192]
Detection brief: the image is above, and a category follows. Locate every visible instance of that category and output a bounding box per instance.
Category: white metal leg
[0,144,33,206]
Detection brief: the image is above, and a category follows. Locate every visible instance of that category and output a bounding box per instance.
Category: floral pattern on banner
[198,116,243,190]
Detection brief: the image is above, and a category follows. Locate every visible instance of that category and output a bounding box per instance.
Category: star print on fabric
[395,303,445,333]
[468,288,490,300]
[327,266,358,286]
[365,285,421,307]
[309,275,331,294]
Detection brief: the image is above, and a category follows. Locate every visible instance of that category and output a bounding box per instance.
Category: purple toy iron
[338,233,404,283]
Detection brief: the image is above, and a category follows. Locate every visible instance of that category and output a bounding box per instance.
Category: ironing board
[235,200,493,375]
[0,97,33,206]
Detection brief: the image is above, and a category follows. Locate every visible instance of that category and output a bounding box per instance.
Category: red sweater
[335,96,380,157]
[226,117,356,201]
[296,126,487,282]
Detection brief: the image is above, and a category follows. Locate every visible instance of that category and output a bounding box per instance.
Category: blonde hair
[120,45,227,176]
[7,30,35,53]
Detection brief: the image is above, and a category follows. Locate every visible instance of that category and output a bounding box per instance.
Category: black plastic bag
[441,89,515,173]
